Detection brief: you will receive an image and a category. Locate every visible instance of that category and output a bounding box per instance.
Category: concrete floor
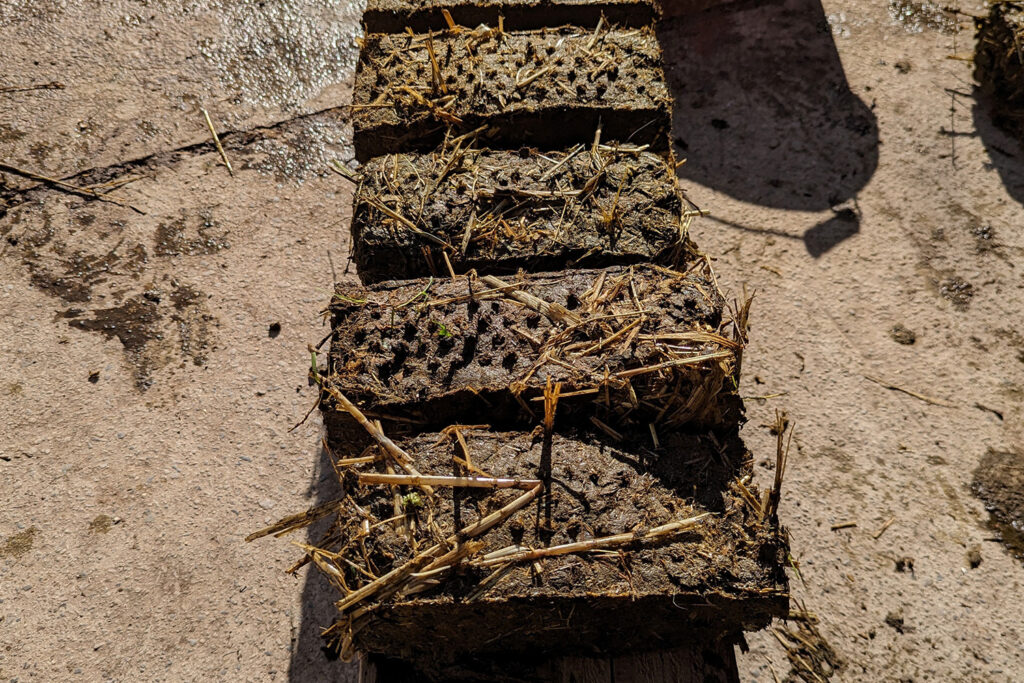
[2,0,1022,680]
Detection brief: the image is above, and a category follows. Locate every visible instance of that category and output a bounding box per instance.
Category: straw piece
[201,108,233,176]
[357,473,542,490]
[471,513,710,568]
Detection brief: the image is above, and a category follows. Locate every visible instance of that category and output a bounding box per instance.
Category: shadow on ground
[973,92,1024,207]
[658,0,879,256]
[289,443,358,683]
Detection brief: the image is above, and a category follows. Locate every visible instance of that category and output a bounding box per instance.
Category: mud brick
[362,0,660,33]
[352,27,672,161]
[319,427,788,676]
[352,143,687,284]
[321,264,741,449]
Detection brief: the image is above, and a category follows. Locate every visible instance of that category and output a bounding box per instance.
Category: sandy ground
[2,0,1023,681]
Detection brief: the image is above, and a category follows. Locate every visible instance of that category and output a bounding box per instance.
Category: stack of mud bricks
[320,1,788,679]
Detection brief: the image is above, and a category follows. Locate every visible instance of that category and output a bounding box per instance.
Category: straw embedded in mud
[251,423,787,673]
[351,138,689,283]
[320,263,745,448]
[351,25,672,160]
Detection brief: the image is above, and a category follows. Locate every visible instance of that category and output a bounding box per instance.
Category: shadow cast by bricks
[289,442,358,683]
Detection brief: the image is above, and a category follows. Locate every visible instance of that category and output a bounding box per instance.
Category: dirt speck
[884,609,907,633]
[890,324,916,345]
[894,556,914,573]
[938,276,974,311]
[966,546,982,569]
[7,382,23,395]
[89,515,114,534]
[1,527,38,558]
[269,322,282,338]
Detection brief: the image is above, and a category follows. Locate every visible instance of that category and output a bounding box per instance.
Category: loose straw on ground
[201,107,233,176]
[863,374,956,408]
[0,162,144,214]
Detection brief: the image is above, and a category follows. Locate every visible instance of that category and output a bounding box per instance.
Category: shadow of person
[657,0,878,256]
[972,93,1024,206]
[289,442,358,683]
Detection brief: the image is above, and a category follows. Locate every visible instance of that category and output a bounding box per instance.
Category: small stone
[890,324,916,345]
[258,499,275,510]
[885,609,906,633]
[967,546,982,569]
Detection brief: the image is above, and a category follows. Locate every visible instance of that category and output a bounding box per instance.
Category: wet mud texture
[1,198,221,389]
[352,27,671,161]
[972,448,1024,561]
[325,428,786,676]
[362,0,660,33]
[322,265,738,448]
[352,143,686,283]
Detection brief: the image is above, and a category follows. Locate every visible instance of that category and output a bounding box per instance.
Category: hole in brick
[393,343,409,369]
[502,352,518,371]
[566,293,581,310]
[462,335,478,361]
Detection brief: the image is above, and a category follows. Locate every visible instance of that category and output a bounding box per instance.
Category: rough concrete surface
[1,0,1023,682]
